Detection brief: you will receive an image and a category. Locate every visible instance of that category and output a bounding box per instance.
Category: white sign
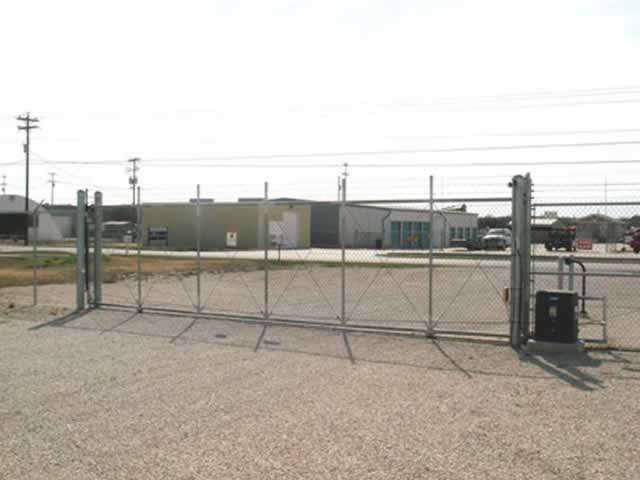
[226,231,237,248]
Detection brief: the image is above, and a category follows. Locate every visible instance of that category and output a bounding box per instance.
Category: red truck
[627,228,640,253]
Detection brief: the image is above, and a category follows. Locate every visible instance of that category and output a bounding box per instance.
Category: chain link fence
[9,174,636,352]
[529,200,640,350]
[0,205,77,310]
[88,179,518,346]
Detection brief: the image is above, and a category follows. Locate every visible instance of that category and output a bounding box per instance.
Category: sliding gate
[77,175,534,347]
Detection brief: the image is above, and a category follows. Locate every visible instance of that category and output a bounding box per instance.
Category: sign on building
[226,231,237,248]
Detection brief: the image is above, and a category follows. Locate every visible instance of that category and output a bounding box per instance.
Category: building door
[391,222,401,249]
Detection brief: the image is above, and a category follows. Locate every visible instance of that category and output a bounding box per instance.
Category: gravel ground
[1,306,640,479]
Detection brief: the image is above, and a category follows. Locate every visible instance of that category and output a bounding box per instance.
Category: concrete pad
[524,339,585,354]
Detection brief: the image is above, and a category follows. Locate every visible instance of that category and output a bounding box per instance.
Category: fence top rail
[533,201,640,207]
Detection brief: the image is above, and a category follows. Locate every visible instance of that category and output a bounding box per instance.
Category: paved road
[2,245,640,274]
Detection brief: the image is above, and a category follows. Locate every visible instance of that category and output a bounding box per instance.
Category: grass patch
[0,254,262,288]
[0,253,422,289]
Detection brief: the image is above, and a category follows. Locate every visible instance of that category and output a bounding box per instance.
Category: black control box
[535,290,578,343]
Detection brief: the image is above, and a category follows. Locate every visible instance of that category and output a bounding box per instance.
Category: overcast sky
[1,0,640,210]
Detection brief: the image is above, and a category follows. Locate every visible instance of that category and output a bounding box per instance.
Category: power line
[13,139,640,168]
[140,139,640,163]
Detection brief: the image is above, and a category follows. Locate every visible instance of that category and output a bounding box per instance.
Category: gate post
[76,190,86,311]
[93,191,103,306]
[510,174,532,347]
[340,176,347,324]
[427,175,435,336]
[196,184,202,313]
[263,181,269,321]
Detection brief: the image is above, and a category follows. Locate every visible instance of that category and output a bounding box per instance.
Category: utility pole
[17,113,39,213]
[17,113,39,246]
[342,161,349,179]
[48,172,56,205]
[128,158,140,205]
[1,174,6,194]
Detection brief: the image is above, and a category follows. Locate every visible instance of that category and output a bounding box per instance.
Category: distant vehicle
[481,228,512,250]
[544,229,576,252]
[628,229,640,254]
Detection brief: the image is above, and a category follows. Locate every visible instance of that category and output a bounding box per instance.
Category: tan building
[142,201,311,250]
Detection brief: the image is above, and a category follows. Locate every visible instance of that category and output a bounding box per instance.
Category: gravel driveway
[1,306,639,479]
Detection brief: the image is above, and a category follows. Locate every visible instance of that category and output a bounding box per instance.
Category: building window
[449,227,456,241]
[457,227,464,239]
[472,227,478,240]
[465,227,471,240]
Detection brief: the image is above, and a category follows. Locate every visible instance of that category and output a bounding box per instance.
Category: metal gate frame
[78,175,532,353]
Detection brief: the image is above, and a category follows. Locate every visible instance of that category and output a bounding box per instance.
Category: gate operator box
[535,290,578,343]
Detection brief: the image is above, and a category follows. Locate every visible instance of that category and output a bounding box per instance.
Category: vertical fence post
[340,176,347,324]
[254,182,270,353]
[510,174,532,347]
[510,178,520,347]
[84,189,91,306]
[32,210,38,306]
[196,184,202,313]
[263,181,269,321]
[568,261,575,291]
[427,175,434,336]
[340,176,354,363]
[136,186,142,312]
[76,190,86,311]
[94,191,103,306]
[521,174,532,339]
[557,257,565,289]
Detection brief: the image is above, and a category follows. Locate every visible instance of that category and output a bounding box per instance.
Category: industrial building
[142,201,311,250]
[138,199,477,251]
[311,204,478,249]
[576,214,625,243]
[0,194,63,242]
[49,204,136,238]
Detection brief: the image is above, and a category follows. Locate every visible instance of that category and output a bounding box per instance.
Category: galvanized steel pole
[264,181,269,320]
[341,176,347,324]
[557,257,565,289]
[254,182,270,353]
[94,192,103,305]
[428,175,435,336]
[76,190,85,311]
[568,261,575,291]
[32,210,38,306]
[509,176,521,348]
[340,176,354,363]
[196,184,202,313]
[136,186,142,312]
